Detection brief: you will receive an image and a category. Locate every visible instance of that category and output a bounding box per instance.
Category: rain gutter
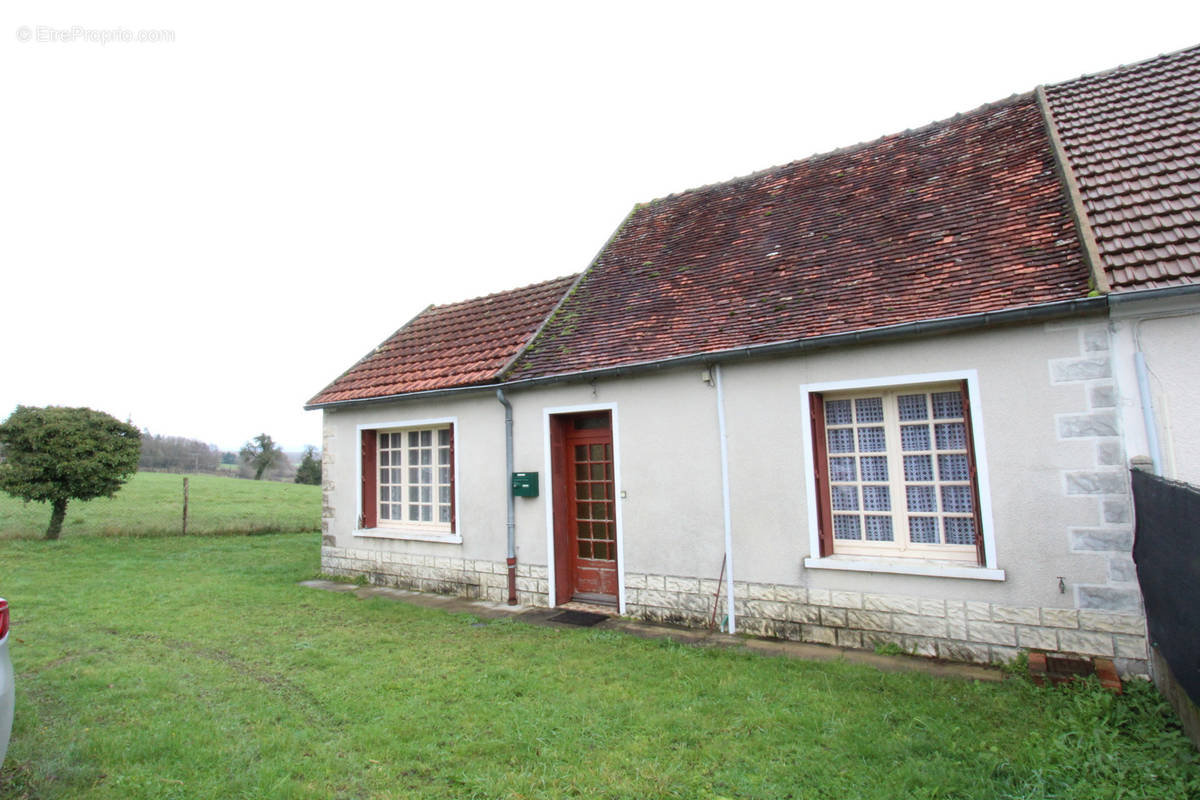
[305,295,1109,411]
[1106,283,1200,307]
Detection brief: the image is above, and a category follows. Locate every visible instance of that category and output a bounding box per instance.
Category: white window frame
[355,416,463,544]
[800,371,1004,581]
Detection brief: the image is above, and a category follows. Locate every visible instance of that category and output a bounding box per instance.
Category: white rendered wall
[320,313,1146,669]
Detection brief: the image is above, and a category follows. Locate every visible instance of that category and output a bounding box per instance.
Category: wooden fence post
[182,476,189,535]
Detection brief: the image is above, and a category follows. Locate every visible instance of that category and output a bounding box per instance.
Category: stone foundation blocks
[939,641,990,664]
[904,637,939,658]
[801,624,838,646]
[1059,629,1116,658]
[319,547,548,606]
[836,629,863,648]
[831,590,865,609]
[992,605,1039,625]
[321,554,1149,674]
[967,622,1017,647]
[820,607,848,628]
[966,602,991,621]
[1040,608,1078,628]
[893,615,947,638]
[1078,610,1145,635]
[1017,626,1058,651]
[1115,635,1149,660]
[846,609,892,632]
[919,599,947,618]
[989,646,1021,665]
[863,593,919,615]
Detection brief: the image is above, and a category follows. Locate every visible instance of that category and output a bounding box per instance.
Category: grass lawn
[1,534,1197,799]
[0,472,319,540]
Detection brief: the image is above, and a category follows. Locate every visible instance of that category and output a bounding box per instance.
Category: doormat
[548,610,610,627]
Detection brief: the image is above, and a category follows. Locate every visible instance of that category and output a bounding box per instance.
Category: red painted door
[563,413,617,600]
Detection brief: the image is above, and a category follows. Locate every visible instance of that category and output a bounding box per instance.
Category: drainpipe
[497,389,518,605]
[1106,294,1200,478]
[713,365,736,634]
[1127,308,1200,478]
[1132,351,1164,476]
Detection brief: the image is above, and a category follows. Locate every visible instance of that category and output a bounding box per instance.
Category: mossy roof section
[1043,44,1200,291]
[504,93,1089,380]
[307,274,578,405]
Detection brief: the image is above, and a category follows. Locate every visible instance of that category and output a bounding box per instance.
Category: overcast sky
[3,1,1197,451]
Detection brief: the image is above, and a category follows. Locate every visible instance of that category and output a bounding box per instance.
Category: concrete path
[300,579,1002,683]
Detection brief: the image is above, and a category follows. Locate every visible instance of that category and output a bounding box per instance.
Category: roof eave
[304,295,1107,411]
[304,303,435,408]
[1107,281,1200,305]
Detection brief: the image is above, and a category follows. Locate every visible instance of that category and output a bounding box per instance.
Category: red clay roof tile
[306,274,578,405]
[505,94,1088,380]
[1044,45,1200,291]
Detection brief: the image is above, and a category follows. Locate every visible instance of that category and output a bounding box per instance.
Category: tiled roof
[306,274,578,405]
[506,95,1089,380]
[1043,45,1200,291]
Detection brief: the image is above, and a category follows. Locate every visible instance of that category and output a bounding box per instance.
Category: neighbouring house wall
[320,313,1148,673]
[1110,293,1200,487]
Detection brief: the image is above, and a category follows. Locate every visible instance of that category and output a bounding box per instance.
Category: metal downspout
[714,365,736,634]
[497,389,518,604]
[1133,352,1164,476]
[1120,305,1200,477]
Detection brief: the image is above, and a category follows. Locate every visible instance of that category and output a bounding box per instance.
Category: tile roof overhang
[305,274,579,407]
[506,94,1091,380]
[308,294,1113,410]
[1042,44,1200,292]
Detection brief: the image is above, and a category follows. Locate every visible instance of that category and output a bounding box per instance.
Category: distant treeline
[139,431,222,473]
[138,430,301,481]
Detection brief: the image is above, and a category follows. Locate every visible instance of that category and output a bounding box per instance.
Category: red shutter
[448,424,456,533]
[959,381,986,566]
[810,392,834,558]
[361,429,377,530]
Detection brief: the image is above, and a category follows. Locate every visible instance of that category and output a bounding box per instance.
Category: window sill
[354,528,463,544]
[803,556,1005,581]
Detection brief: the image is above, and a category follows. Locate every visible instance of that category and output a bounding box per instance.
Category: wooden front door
[553,412,617,601]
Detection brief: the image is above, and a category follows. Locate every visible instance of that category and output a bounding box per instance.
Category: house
[307,45,1200,676]
[1041,46,1200,488]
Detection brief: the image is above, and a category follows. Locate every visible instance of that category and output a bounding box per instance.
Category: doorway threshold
[569,592,617,607]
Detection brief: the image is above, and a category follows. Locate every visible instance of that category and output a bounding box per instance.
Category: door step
[569,593,617,608]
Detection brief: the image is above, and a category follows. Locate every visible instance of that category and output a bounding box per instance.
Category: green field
[0,471,320,539]
[0,533,1196,799]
